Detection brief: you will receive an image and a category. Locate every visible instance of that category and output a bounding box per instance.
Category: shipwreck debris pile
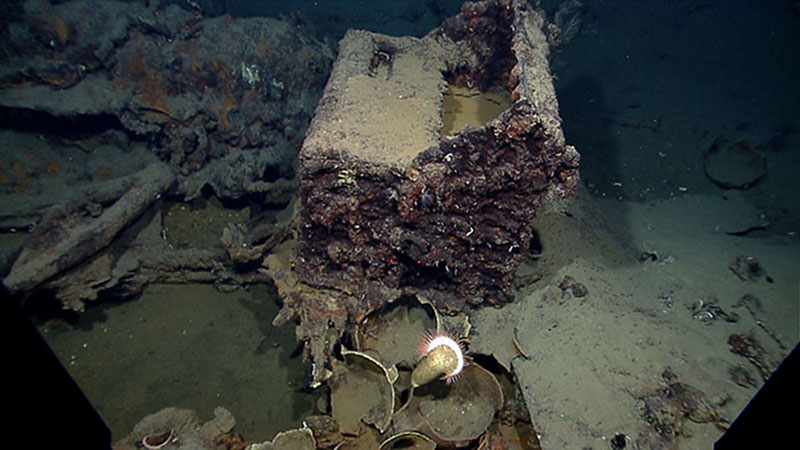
[265,0,579,388]
[2,0,578,446]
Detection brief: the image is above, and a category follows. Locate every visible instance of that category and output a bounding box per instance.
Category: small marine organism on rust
[385,186,398,202]
[417,189,436,209]
[336,168,357,187]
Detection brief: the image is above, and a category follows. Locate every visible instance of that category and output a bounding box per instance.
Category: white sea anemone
[412,331,465,387]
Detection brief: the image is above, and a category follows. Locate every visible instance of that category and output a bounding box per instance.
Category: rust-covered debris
[0,1,332,306]
[265,0,580,386]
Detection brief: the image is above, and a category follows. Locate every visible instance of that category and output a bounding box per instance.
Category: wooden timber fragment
[25,178,299,310]
[42,206,246,311]
[265,0,580,386]
[3,162,175,293]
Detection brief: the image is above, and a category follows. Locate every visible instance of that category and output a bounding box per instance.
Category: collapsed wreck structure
[0,0,332,307]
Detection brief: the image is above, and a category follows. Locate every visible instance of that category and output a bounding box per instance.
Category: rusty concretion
[0,0,331,198]
[267,0,579,386]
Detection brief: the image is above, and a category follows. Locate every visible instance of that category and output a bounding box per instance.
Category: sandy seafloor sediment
[37,283,317,442]
[471,188,798,448]
[36,186,798,446]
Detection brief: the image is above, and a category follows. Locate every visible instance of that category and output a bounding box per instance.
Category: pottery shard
[703,137,765,190]
[250,428,316,450]
[115,406,237,449]
[330,350,395,435]
[410,363,504,447]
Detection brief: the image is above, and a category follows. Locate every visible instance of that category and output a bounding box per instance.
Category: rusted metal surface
[0,2,331,304]
[0,1,330,199]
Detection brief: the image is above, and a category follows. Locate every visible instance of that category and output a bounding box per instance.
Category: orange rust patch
[34,3,69,45]
[0,80,27,89]
[111,75,128,94]
[257,35,271,54]
[11,162,28,181]
[39,73,75,88]
[139,68,170,114]
[189,58,204,86]
[0,171,11,185]
[124,38,170,114]
[95,166,115,181]
[46,161,61,176]
[51,13,69,45]
[208,59,236,128]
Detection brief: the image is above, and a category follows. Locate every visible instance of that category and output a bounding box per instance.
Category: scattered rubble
[732,293,790,352]
[558,275,588,298]
[728,255,768,282]
[637,368,729,445]
[687,295,739,324]
[113,406,238,450]
[727,332,776,381]
[728,365,758,389]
